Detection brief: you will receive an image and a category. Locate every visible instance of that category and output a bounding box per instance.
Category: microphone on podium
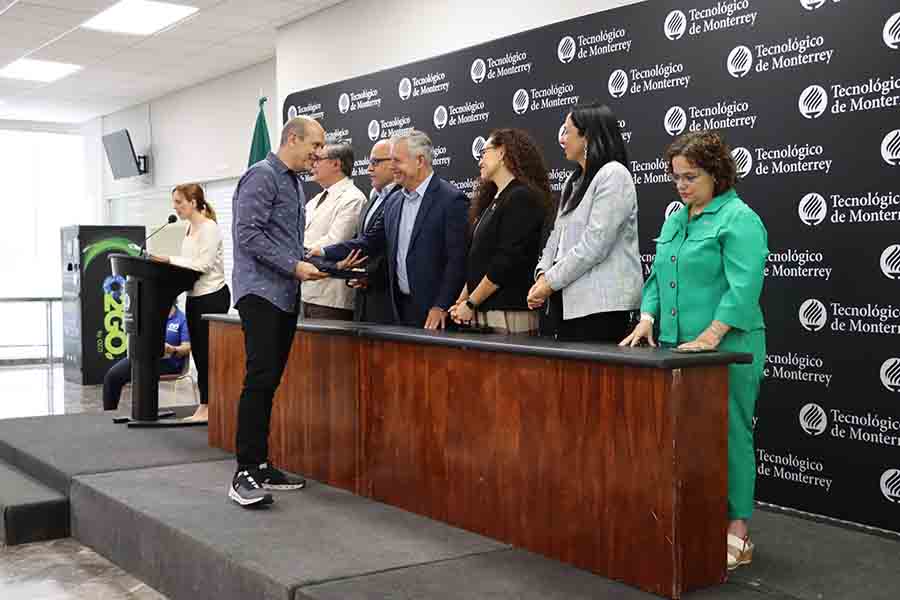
[141,214,177,257]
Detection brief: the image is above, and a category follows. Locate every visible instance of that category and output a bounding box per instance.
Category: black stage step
[0,408,229,494]
[0,460,68,545]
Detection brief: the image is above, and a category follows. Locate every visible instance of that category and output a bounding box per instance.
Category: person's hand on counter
[676,321,729,351]
[620,317,656,348]
[424,307,448,330]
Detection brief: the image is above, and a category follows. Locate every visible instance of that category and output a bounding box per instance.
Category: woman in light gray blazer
[527,103,642,342]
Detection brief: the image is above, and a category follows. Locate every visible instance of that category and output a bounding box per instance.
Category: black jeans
[186,285,231,404]
[235,294,298,469]
[102,357,181,411]
[542,291,632,343]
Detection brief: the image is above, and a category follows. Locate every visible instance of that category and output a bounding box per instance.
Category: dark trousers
[542,291,631,343]
[186,285,231,405]
[235,294,297,469]
[302,302,353,321]
[354,263,394,324]
[102,357,181,411]
[354,287,395,324]
[395,292,419,327]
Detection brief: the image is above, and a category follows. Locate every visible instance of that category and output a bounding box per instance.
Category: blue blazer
[325,174,469,326]
[353,185,403,324]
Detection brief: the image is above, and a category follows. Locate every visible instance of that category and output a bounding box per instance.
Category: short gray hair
[280,116,317,146]
[391,129,433,166]
[323,143,354,178]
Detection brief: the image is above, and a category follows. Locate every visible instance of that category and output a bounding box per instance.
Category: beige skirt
[474,309,539,335]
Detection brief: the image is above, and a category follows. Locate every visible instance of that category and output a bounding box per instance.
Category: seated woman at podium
[449,128,552,334]
[103,304,190,411]
[620,130,768,571]
[151,184,230,423]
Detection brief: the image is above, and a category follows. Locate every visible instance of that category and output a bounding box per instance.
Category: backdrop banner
[283,0,900,533]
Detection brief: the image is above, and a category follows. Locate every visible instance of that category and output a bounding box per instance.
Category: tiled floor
[0,364,190,420]
[0,364,185,600]
[0,539,166,600]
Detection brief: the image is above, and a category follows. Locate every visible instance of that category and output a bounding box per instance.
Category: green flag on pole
[248,97,271,167]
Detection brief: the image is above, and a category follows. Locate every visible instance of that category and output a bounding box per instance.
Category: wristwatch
[465,299,478,311]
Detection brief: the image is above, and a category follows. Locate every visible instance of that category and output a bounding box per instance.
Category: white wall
[80,117,105,225]
[149,59,277,187]
[97,58,277,249]
[99,59,276,204]
[277,0,649,120]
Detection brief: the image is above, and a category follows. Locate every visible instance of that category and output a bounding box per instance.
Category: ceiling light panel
[0,58,82,82]
[81,0,198,36]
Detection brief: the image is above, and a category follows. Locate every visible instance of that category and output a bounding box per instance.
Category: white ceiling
[0,0,343,123]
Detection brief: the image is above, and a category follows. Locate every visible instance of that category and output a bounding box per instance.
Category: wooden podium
[206,317,749,598]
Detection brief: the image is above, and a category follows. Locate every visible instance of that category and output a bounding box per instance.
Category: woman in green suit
[621,131,768,571]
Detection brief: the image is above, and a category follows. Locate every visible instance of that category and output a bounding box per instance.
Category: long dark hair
[470,128,554,230]
[560,102,629,215]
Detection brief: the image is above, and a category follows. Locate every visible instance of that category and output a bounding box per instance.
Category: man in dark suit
[315,129,468,329]
[352,140,403,324]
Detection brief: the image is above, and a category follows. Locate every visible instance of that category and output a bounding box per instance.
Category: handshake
[298,248,369,287]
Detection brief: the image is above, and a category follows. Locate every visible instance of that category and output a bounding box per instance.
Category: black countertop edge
[204,314,752,369]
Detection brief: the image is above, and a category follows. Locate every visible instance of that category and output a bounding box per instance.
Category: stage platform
[0,407,229,495]
[1,410,899,599]
[0,461,67,545]
[0,406,227,545]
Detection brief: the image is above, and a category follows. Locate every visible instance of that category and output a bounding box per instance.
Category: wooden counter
[207,316,749,598]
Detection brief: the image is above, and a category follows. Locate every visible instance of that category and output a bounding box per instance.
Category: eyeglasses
[669,173,703,185]
[477,144,496,160]
[369,157,391,165]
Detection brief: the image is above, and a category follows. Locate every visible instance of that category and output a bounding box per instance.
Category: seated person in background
[103,304,191,411]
